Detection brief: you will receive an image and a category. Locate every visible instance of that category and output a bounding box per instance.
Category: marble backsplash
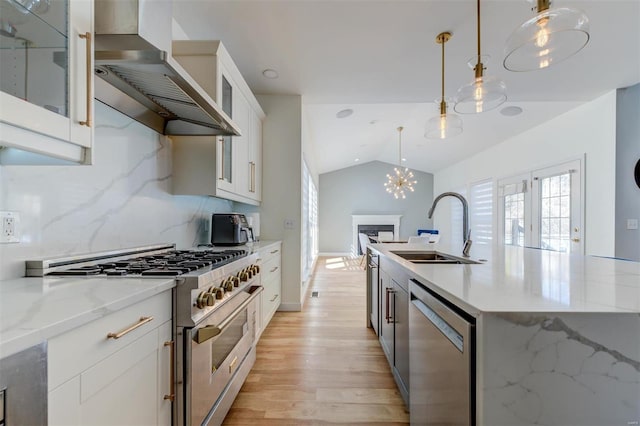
[0,103,233,280]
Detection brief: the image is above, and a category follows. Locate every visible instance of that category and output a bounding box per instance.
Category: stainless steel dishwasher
[409,279,475,425]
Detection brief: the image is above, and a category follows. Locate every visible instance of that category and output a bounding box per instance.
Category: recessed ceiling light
[336,108,353,119]
[262,69,279,79]
[354,158,360,162]
[500,106,523,116]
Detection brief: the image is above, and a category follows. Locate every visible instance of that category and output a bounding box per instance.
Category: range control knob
[237,270,248,282]
[246,267,254,279]
[214,287,225,300]
[252,264,260,274]
[223,279,234,292]
[196,291,214,309]
[230,276,240,287]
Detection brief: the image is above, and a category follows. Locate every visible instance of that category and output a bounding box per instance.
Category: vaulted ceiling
[174,0,640,174]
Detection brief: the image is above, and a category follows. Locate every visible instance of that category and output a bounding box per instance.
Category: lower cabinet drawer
[48,291,171,391]
[261,274,281,319]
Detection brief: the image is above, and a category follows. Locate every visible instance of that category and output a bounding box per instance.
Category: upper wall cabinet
[0,0,94,164]
[171,41,264,205]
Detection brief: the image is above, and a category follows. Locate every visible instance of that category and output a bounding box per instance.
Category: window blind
[470,180,493,245]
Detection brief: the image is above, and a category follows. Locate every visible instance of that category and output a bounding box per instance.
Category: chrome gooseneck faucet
[428,192,473,257]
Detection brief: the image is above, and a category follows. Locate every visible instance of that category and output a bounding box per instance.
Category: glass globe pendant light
[503,0,589,72]
[454,0,507,114]
[384,127,417,199]
[425,32,463,139]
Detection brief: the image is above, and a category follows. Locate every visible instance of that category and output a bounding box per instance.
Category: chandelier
[384,127,416,199]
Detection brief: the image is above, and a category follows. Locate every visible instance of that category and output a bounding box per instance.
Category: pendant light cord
[397,127,403,166]
[477,0,481,60]
[441,37,445,101]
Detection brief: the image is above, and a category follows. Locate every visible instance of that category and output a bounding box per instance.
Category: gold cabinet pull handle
[78,32,92,127]
[270,249,279,254]
[250,162,256,193]
[218,138,225,180]
[107,316,153,339]
[269,294,278,302]
[163,341,175,401]
[270,266,278,273]
[229,355,238,374]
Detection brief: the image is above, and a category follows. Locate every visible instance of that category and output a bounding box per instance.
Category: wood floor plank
[223,256,409,425]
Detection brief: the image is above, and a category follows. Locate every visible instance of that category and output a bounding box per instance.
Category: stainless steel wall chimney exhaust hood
[93,0,240,136]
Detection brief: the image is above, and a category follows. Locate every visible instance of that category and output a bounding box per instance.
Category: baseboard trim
[278,303,302,312]
[318,252,353,257]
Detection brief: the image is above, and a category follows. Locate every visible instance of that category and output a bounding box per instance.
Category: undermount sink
[390,251,481,265]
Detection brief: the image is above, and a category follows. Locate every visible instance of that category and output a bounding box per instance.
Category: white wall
[256,94,304,311]
[319,161,434,254]
[0,103,233,280]
[434,91,617,257]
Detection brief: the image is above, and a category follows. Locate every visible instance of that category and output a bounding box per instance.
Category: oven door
[184,286,262,426]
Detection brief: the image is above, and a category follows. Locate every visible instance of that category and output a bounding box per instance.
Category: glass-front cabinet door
[217,72,235,192]
[0,0,93,164]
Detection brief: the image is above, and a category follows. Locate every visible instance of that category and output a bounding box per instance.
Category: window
[470,180,493,245]
[539,173,571,252]
[498,159,583,253]
[302,161,318,282]
[499,179,527,247]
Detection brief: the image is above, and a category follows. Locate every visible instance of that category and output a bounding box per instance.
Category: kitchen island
[368,242,640,425]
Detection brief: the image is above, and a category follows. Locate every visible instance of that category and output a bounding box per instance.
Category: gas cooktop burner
[45,249,247,277]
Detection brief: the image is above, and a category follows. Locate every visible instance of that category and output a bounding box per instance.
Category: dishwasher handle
[411,297,464,352]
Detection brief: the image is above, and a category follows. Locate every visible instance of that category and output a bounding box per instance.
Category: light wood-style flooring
[223,256,409,425]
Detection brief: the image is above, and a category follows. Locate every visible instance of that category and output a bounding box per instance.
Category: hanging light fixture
[503,0,589,72]
[384,127,417,199]
[454,0,507,114]
[425,32,463,139]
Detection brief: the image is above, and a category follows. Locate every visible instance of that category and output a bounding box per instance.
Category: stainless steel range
[26,243,263,426]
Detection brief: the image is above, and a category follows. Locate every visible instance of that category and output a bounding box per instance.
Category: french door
[498,159,583,254]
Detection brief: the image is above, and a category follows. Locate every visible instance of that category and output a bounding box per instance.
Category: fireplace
[352,215,402,256]
[357,225,394,255]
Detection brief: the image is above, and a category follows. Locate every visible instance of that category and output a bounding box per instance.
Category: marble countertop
[0,276,175,358]
[371,242,640,314]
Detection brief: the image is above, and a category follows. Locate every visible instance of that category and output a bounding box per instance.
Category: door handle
[78,32,92,127]
[163,341,175,401]
[218,138,225,180]
[385,287,393,323]
[571,238,580,242]
[107,316,153,339]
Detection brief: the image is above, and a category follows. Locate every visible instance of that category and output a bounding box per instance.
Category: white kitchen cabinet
[257,242,282,338]
[47,291,173,426]
[171,40,264,205]
[0,0,93,164]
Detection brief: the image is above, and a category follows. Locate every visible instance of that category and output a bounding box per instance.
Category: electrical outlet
[0,211,20,243]
[284,219,295,230]
[627,219,639,230]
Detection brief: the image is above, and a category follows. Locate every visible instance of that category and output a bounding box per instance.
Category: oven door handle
[193,286,264,344]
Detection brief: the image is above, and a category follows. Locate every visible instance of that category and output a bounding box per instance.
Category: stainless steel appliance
[93,0,241,137]
[26,243,263,425]
[409,279,475,425]
[211,213,250,246]
[0,342,47,425]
